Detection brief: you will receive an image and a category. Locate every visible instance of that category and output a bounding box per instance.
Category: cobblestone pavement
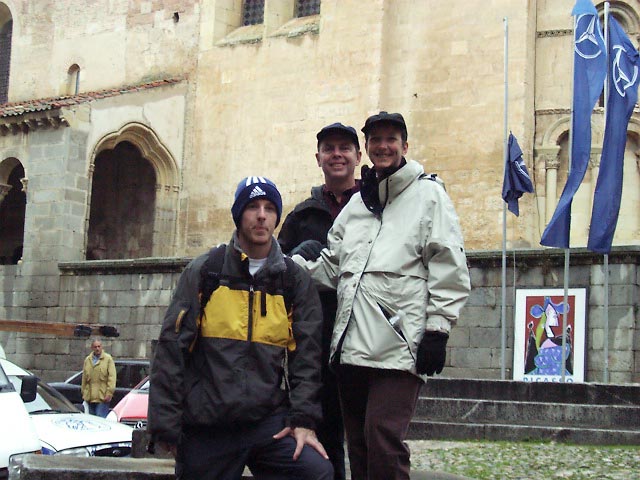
[405,439,640,480]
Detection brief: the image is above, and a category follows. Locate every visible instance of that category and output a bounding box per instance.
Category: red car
[107,376,149,430]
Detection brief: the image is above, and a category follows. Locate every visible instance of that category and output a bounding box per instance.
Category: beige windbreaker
[295,160,471,378]
[81,351,116,403]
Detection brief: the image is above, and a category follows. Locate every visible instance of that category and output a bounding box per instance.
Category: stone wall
[453,247,639,384]
[0,248,637,384]
[0,258,187,381]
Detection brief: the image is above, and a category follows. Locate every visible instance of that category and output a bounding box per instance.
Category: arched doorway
[87,123,179,259]
[87,141,156,259]
[0,158,26,264]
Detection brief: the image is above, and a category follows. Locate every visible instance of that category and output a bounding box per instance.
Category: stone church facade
[0,0,638,382]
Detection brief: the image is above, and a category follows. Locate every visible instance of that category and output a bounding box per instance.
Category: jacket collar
[360,159,424,216]
[230,231,287,276]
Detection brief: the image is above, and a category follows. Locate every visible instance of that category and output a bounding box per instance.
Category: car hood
[114,392,148,420]
[30,413,132,453]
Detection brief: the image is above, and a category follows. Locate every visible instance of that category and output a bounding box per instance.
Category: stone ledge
[466,245,640,269]
[58,257,190,275]
[19,455,175,480]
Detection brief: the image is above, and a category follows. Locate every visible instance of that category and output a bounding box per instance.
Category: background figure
[81,339,116,417]
[293,112,471,480]
[148,176,333,480]
[279,122,362,480]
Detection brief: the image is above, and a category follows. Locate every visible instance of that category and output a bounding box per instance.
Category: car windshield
[9,375,80,414]
[66,371,83,385]
[0,364,13,392]
[136,377,150,392]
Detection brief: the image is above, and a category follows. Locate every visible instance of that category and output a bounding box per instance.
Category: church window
[242,0,264,26]
[0,5,12,104]
[295,0,320,17]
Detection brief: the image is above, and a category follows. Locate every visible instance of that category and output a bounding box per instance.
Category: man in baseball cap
[278,122,362,480]
[292,111,470,480]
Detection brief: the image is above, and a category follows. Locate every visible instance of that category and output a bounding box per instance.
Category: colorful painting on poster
[513,288,587,383]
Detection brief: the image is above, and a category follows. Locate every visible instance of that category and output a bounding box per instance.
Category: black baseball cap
[361,111,408,140]
[316,122,360,149]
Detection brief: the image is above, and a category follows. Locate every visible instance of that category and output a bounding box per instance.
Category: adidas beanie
[231,176,283,227]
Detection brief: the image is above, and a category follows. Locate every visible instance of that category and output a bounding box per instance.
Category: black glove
[416,331,449,376]
[290,239,324,261]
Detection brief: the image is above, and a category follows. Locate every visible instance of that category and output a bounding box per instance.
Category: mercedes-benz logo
[575,14,604,59]
[612,44,638,97]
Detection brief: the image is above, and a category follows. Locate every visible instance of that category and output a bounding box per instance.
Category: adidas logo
[249,186,266,199]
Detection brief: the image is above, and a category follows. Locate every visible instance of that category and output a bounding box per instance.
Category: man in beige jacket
[81,339,116,417]
[293,112,471,480]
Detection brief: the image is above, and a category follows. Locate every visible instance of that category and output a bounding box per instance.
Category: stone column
[544,154,560,223]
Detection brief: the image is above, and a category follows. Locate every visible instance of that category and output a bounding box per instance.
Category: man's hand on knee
[273,426,329,460]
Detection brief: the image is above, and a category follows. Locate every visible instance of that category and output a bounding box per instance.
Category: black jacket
[278,186,334,254]
[148,234,323,444]
[278,186,338,367]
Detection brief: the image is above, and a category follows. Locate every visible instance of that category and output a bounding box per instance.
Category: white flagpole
[501,16,508,380]
[561,12,579,383]
[603,1,610,384]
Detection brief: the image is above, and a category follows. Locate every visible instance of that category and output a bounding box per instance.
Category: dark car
[49,359,150,410]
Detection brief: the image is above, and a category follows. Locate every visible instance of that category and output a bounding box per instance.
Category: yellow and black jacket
[148,233,323,444]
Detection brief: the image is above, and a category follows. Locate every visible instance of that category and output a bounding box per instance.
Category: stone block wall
[0,258,187,382]
[0,248,638,384]
[450,247,639,384]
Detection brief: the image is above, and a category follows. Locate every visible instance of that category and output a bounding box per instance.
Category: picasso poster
[513,288,586,383]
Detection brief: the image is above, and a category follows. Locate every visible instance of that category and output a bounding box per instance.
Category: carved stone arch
[626,116,640,142]
[541,116,571,147]
[0,2,12,28]
[88,123,180,259]
[0,156,20,184]
[93,122,179,190]
[597,1,640,37]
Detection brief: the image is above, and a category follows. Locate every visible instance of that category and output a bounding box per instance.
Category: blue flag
[587,16,640,253]
[540,0,606,248]
[502,133,534,216]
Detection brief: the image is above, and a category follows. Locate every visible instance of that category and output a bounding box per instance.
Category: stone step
[415,397,640,429]
[407,419,640,445]
[421,378,640,405]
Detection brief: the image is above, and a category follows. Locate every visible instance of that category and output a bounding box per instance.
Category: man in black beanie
[148,176,333,480]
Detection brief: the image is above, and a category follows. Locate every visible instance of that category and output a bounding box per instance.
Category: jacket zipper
[248,284,254,342]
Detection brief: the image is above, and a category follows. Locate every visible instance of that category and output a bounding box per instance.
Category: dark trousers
[316,367,345,480]
[175,412,334,480]
[336,365,422,480]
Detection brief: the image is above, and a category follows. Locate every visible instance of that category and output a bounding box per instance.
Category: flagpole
[561,12,580,384]
[603,1,610,384]
[501,16,508,381]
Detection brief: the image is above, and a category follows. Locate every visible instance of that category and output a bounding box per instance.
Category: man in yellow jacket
[81,339,116,417]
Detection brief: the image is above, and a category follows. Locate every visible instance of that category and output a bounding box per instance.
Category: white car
[0,358,41,480]
[0,358,133,457]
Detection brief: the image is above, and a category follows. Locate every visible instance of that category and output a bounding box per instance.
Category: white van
[0,357,41,479]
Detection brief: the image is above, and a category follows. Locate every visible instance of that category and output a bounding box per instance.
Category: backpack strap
[199,244,227,315]
[282,256,296,312]
[419,172,446,191]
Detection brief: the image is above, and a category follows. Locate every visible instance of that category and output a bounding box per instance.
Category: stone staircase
[408,378,640,445]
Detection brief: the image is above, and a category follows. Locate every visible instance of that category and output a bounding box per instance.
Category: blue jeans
[176,412,334,480]
[88,401,110,418]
